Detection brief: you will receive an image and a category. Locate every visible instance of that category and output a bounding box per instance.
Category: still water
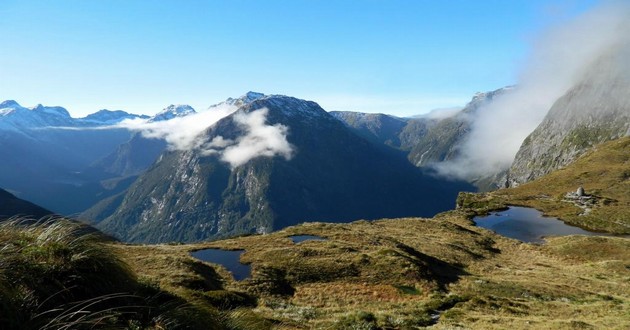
[190,249,251,281]
[474,206,607,243]
[289,235,327,243]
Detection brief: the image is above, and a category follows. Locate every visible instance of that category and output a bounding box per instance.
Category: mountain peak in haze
[150,104,196,122]
[0,100,21,109]
[82,109,149,124]
[222,91,266,108]
[31,104,72,119]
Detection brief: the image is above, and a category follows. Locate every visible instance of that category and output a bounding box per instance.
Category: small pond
[473,206,608,243]
[289,235,327,243]
[190,249,251,281]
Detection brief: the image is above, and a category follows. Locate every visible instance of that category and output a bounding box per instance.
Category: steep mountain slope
[331,87,512,177]
[508,50,630,185]
[408,88,510,167]
[329,112,412,149]
[0,188,52,219]
[97,95,473,243]
[86,133,168,179]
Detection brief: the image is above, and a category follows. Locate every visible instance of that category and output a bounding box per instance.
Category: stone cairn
[564,186,595,215]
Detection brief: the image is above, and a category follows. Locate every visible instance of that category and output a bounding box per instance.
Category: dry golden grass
[113,209,630,329]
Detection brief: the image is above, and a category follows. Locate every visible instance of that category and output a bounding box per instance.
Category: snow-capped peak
[220,91,266,108]
[0,100,21,109]
[150,104,196,122]
[31,104,72,119]
[80,109,149,124]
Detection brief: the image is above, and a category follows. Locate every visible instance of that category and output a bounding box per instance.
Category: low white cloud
[119,105,293,168]
[417,107,463,120]
[434,1,630,180]
[201,108,294,168]
[118,103,238,150]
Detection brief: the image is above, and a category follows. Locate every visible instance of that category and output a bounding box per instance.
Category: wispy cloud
[434,1,630,180]
[121,105,294,168]
[118,103,238,150]
[201,108,294,168]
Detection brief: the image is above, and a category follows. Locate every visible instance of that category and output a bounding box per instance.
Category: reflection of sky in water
[474,207,602,243]
[290,235,327,243]
[191,249,250,281]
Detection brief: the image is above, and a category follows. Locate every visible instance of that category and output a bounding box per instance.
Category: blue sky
[0,0,597,117]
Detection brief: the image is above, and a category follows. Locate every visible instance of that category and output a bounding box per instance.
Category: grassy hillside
[0,218,259,329]
[116,211,629,329]
[460,136,630,234]
[4,137,630,329]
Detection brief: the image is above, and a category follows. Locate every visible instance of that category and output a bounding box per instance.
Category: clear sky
[0,0,598,117]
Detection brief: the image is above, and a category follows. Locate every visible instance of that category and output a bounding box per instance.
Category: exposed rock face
[508,49,630,186]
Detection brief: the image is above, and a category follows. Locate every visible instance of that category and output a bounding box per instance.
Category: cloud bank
[435,1,630,180]
[120,105,294,168]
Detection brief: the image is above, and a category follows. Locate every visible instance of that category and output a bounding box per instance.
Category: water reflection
[474,206,608,243]
[191,249,251,281]
[289,235,327,243]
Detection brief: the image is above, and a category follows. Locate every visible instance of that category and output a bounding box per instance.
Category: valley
[1,2,630,328]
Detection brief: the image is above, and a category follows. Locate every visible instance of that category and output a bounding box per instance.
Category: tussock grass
[0,217,139,328]
[0,217,228,329]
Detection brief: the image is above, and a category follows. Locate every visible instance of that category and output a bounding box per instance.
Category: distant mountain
[329,112,412,149]
[0,100,138,214]
[0,101,148,129]
[84,93,271,182]
[0,100,202,215]
[149,104,196,122]
[96,94,473,243]
[0,188,52,219]
[81,109,149,124]
[410,88,510,168]
[331,87,512,180]
[86,133,168,179]
[508,51,630,186]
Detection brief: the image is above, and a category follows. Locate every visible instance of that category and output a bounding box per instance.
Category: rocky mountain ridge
[96,94,472,243]
[507,50,630,186]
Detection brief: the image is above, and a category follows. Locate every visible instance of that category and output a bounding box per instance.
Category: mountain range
[93,95,473,243]
[331,87,513,190]
[2,64,628,243]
